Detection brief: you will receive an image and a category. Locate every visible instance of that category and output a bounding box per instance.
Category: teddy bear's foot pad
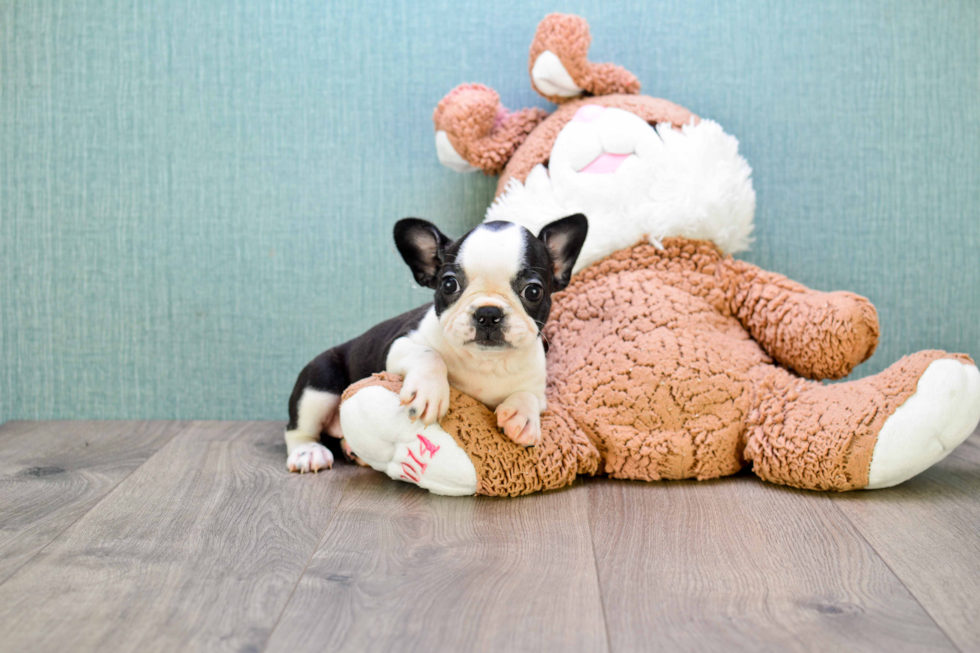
[339,385,478,496]
[867,359,980,489]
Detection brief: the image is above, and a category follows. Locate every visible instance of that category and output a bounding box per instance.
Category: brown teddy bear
[337,14,980,496]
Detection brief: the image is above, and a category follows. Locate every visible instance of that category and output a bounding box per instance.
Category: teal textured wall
[2,0,978,422]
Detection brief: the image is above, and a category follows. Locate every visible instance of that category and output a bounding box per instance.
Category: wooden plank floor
[0,421,977,653]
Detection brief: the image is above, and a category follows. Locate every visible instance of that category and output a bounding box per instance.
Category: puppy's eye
[521,283,543,302]
[441,276,459,294]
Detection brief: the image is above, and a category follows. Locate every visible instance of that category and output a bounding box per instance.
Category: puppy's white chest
[444,350,546,409]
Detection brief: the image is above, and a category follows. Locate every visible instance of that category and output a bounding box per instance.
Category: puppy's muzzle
[472,305,507,346]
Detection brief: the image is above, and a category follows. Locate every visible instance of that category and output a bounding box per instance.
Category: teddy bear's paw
[340,384,478,496]
[286,442,334,474]
[867,359,980,489]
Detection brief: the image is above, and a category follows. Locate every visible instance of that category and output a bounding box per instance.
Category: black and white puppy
[284,214,588,473]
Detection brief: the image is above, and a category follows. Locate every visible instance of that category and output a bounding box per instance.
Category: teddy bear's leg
[339,382,478,496]
[866,357,980,488]
[746,351,980,491]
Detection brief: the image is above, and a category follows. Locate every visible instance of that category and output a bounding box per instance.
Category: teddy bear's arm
[722,259,880,380]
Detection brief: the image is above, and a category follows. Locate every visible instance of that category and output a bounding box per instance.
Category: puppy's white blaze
[456,224,524,284]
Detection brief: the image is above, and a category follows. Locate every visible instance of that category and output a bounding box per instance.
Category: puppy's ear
[394,218,453,288]
[538,213,588,290]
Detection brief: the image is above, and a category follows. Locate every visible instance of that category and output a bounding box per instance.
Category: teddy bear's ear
[529,14,641,104]
[433,84,549,177]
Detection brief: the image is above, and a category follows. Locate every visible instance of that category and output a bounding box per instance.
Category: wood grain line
[0,420,183,584]
[2,421,977,652]
[0,421,365,653]
[588,473,959,653]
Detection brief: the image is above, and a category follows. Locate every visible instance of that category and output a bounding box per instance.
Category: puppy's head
[394,215,588,352]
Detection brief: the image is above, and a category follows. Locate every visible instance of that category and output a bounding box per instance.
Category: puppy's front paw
[287,442,334,473]
[495,400,541,447]
[399,372,450,425]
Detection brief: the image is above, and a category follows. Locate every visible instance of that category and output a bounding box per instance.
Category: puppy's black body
[286,303,430,428]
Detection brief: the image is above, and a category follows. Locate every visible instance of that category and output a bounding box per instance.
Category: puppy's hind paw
[287,442,334,473]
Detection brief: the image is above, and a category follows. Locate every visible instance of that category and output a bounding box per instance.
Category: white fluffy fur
[485,113,756,273]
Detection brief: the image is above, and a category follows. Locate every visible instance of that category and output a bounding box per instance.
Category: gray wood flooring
[0,420,977,653]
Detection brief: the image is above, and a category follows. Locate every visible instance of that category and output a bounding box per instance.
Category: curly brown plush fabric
[528,13,641,104]
[544,239,970,491]
[724,259,880,379]
[432,84,548,176]
[544,239,764,483]
[343,239,973,496]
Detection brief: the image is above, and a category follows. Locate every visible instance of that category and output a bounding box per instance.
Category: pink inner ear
[580,152,629,174]
[572,105,605,122]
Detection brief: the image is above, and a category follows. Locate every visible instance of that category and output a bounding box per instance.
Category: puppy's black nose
[473,306,503,326]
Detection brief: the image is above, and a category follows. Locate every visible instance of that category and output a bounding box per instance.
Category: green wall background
[2,0,978,422]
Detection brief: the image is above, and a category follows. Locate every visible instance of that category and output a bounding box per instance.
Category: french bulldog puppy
[284,214,588,473]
